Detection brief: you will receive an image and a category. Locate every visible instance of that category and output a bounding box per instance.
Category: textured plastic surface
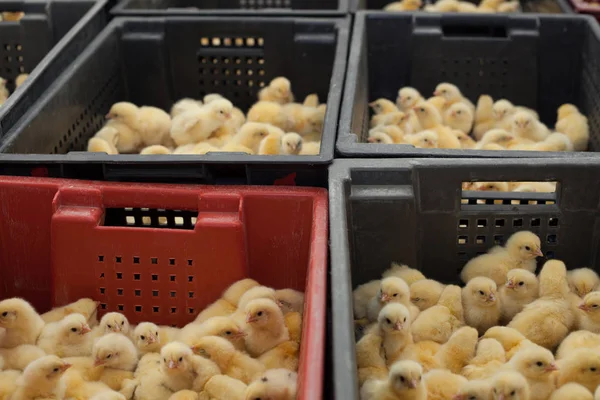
[0,0,107,138]
[0,16,349,187]
[352,0,573,12]
[337,12,600,158]
[0,176,327,400]
[329,157,600,400]
[568,0,600,21]
[111,0,349,16]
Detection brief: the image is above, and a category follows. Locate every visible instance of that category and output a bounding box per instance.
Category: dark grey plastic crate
[0,16,349,187]
[0,0,108,137]
[352,0,573,12]
[329,157,600,400]
[337,12,600,158]
[111,0,349,17]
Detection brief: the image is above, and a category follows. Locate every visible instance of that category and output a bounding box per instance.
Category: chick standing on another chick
[0,298,45,348]
[410,279,445,311]
[461,231,542,286]
[360,360,426,400]
[11,355,71,400]
[555,103,589,151]
[37,313,92,357]
[170,98,203,118]
[462,277,501,335]
[244,299,289,357]
[506,345,557,400]
[258,77,294,104]
[244,368,297,400]
[490,371,530,400]
[499,269,539,324]
[568,268,600,298]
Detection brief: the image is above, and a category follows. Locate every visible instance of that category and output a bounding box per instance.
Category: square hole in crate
[189,291,195,299]
[547,234,557,244]
[549,218,559,227]
[188,308,195,314]
[531,218,541,227]
[100,273,105,279]
[495,219,505,227]
[477,219,487,228]
[135,290,141,297]
[152,274,158,281]
[134,273,141,281]
[133,256,140,264]
[170,275,176,282]
[169,258,175,266]
[116,256,122,263]
[98,255,104,262]
[171,307,177,314]
[170,291,176,298]
[100,303,107,310]
[546,251,555,258]
[153,306,159,313]
[187,259,193,266]
[152,290,159,297]
[117,288,123,296]
[100,287,105,294]
[476,236,486,245]
[116,272,123,280]
[135,305,142,312]
[117,304,124,311]
[459,219,468,228]
[494,235,504,245]
[513,218,523,227]
[151,257,158,265]
[188,276,194,282]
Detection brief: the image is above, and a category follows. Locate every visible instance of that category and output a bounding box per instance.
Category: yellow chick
[455,130,477,149]
[410,279,445,311]
[257,340,299,372]
[473,94,495,139]
[500,269,539,324]
[258,130,285,155]
[405,130,439,148]
[556,348,600,392]
[97,312,131,336]
[369,125,405,144]
[577,292,600,333]
[508,260,576,350]
[244,368,297,400]
[244,299,289,357]
[444,102,474,134]
[490,371,530,400]
[549,383,593,400]
[140,144,171,155]
[368,131,394,145]
[373,303,414,364]
[457,1,479,11]
[356,328,388,386]
[462,338,506,380]
[511,111,549,142]
[284,312,302,344]
[462,277,501,335]
[556,330,600,360]
[433,82,475,111]
[0,369,20,400]
[258,77,294,104]
[355,280,383,320]
[528,132,573,152]
[191,336,264,384]
[160,342,220,393]
[303,93,319,107]
[136,106,172,146]
[555,104,589,151]
[461,231,542,285]
[0,298,45,348]
[61,368,117,400]
[367,277,417,322]
[41,298,99,326]
[412,102,461,149]
[360,360,426,400]
[424,368,468,400]
[280,133,304,155]
[370,98,400,116]
[246,101,289,130]
[396,87,424,112]
[227,122,278,154]
[179,317,247,352]
[453,380,493,400]
[194,279,259,324]
[0,344,45,371]
[568,268,600,298]
[0,77,8,105]
[475,129,518,150]
[491,99,534,131]
[298,140,320,155]
[506,345,557,400]
[11,355,71,400]
[88,136,119,155]
[384,0,423,11]
[383,262,426,285]
[90,391,127,400]
[200,374,246,400]
[411,285,464,344]
[399,339,441,373]
[482,326,535,361]
[92,333,138,391]
[275,289,304,315]
[170,98,203,118]
[170,99,233,146]
[434,326,478,374]
[37,313,93,357]
[15,73,28,88]
[133,322,176,354]
[105,103,165,147]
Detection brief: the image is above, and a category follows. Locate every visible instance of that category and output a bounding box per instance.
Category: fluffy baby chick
[424,368,468,400]
[161,342,220,393]
[136,106,172,146]
[274,289,304,315]
[497,1,520,11]
[434,326,478,374]
[258,130,285,155]
[424,0,459,11]
[41,298,98,326]
[577,292,600,333]
[179,317,246,352]
[556,330,600,360]
[473,94,495,139]
[280,133,303,155]
[133,322,177,354]
[191,336,264,384]
[383,262,426,285]
[244,369,297,400]
[412,102,461,149]
[411,285,464,344]
[140,144,171,155]
[405,130,439,148]
[490,371,530,400]
[433,82,475,111]
[244,299,289,357]
[511,111,549,142]
[97,312,131,336]
[506,345,557,400]
[237,286,279,313]
[246,101,289,130]
[92,333,137,390]
[461,231,542,286]
[555,103,589,151]
[360,360,426,400]
[500,269,539,324]
[90,391,127,400]
[444,102,474,134]
[454,130,477,149]
[284,312,302,344]
[105,103,167,147]
[227,122,277,154]
[475,129,518,150]
[15,73,28,88]
[368,131,393,145]
[0,298,45,348]
[257,340,299,372]
[303,93,319,107]
[508,260,575,349]
[524,132,572,152]
[462,338,506,380]
[0,77,8,105]
[88,135,119,155]
[298,140,320,155]
[454,380,493,400]
[0,344,45,371]
[373,303,413,364]
[258,77,294,104]
[462,277,501,335]
[200,374,246,400]
[369,125,405,143]
[370,98,399,116]
[194,280,258,324]
[37,313,93,357]
[356,327,388,386]
[556,348,600,392]
[410,279,445,311]
[568,268,600,298]
[11,355,71,400]
[482,326,535,361]
[170,98,203,118]
[384,0,423,11]
[170,99,233,146]
[355,280,383,320]
[367,277,417,322]
[549,383,593,400]
[396,87,424,112]
[399,340,441,373]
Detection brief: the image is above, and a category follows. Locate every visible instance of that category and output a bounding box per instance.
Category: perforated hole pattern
[0,43,25,83]
[440,57,510,97]
[239,0,292,8]
[104,207,198,230]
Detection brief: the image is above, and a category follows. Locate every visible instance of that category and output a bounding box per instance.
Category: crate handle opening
[461,181,558,207]
[103,207,198,230]
[442,24,508,39]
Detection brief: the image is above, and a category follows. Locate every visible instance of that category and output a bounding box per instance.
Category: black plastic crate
[337,12,600,158]
[0,16,350,187]
[352,0,573,12]
[111,0,349,17]
[329,157,600,400]
[0,0,108,137]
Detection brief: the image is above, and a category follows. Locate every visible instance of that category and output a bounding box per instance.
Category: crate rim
[336,11,600,159]
[0,14,350,167]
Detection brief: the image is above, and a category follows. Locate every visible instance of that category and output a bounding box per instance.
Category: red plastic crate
[568,0,600,20]
[0,176,328,400]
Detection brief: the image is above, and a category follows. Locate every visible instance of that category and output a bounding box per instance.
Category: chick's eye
[403,317,406,322]
[591,367,597,372]
[225,331,232,335]
[518,282,524,286]
[385,318,392,324]
[107,354,112,359]
[53,368,59,372]
[479,290,485,295]
[510,391,516,396]
[536,361,543,367]
[121,321,124,325]
[393,293,398,297]
[400,376,405,382]
[1,312,7,317]
[107,325,112,329]
[71,328,78,332]
[257,311,263,316]
[524,246,531,251]
[178,357,183,362]
[140,335,145,340]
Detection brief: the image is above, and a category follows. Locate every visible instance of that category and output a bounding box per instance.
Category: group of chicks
[86,77,324,157]
[0,278,304,400]
[354,230,600,400]
[382,0,520,13]
[367,82,589,153]
[0,74,28,106]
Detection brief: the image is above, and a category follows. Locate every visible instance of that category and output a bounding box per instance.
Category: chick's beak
[60,363,72,372]
[367,137,376,143]
[534,248,544,257]
[488,293,496,302]
[506,280,515,289]
[409,379,417,389]
[380,293,390,303]
[433,90,440,96]
[452,395,464,400]
[546,363,558,372]
[394,322,403,331]
[93,358,105,367]
[246,315,258,324]
[80,325,91,335]
[147,335,157,344]
[168,360,177,369]
[579,303,589,312]
[105,113,112,120]
[498,395,505,400]
[232,331,247,339]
